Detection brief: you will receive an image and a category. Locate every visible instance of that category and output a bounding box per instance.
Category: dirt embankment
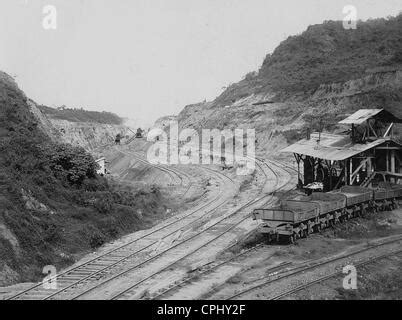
[171,68,402,160]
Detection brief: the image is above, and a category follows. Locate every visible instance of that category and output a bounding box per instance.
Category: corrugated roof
[339,109,402,124]
[339,109,383,125]
[281,132,399,161]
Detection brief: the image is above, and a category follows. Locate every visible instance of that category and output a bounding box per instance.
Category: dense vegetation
[215,14,402,106]
[0,72,165,285]
[38,105,123,125]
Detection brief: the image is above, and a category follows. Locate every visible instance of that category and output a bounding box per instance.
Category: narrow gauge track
[122,149,215,199]
[7,157,292,300]
[119,149,187,187]
[64,159,275,300]
[6,163,235,300]
[150,243,265,300]
[95,140,187,190]
[98,160,294,300]
[271,248,402,300]
[149,160,297,300]
[225,235,402,300]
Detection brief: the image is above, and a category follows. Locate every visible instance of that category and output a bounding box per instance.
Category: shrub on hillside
[42,143,99,186]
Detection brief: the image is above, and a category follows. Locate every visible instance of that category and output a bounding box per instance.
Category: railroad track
[6,163,236,300]
[146,160,297,300]
[103,159,294,300]
[8,156,293,300]
[119,149,195,197]
[119,149,187,187]
[66,158,276,300]
[225,234,402,300]
[271,248,402,300]
[150,243,266,300]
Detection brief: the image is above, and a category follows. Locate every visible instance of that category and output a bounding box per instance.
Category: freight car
[252,184,402,243]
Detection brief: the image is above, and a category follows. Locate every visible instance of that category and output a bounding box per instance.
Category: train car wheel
[289,235,295,244]
[308,223,313,235]
[267,234,272,243]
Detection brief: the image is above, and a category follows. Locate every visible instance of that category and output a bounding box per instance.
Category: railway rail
[6,162,236,300]
[271,248,402,300]
[104,160,295,300]
[119,149,194,196]
[68,158,279,300]
[7,155,295,300]
[147,160,297,300]
[225,234,402,300]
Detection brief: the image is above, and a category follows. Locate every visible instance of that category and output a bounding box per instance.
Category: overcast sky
[0,0,400,126]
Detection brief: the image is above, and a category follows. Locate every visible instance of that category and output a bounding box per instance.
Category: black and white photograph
[0,0,401,312]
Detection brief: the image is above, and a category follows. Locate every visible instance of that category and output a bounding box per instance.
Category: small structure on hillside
[281,109,402,192]
[95,157,106,176]
[115,133,122,145]
[136,128,144,138]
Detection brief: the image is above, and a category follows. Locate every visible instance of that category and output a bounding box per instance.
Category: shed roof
[339,109,402,125]
[281,132,400,161]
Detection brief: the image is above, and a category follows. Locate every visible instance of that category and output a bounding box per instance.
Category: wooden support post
[293,153,302,186]
[368,120,378,138]
[386,150,390,172]
[350,158,369,185]
[391,150,396,183]
[327,160,332,191]
[349,159,353,185]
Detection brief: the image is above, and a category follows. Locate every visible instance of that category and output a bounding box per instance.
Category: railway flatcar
[252,183,402,243]
[330,186,372,215]
[371,182,401,211]
[253,192,347,243]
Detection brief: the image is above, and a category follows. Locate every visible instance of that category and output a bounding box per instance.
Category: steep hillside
[215,15,402,106]
[49,119,128,150]
[175,15,402,154]
[37,105,129,150]
[0,71,169,286]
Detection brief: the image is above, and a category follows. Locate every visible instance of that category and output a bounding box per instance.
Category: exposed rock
[0,264,20,287]
[21,189,55,215]
[49,119,128,150]
[0,223,20,256]
[26,99,61,141]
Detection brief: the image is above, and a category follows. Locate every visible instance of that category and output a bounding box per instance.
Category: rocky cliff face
[26,99,61,141]
[49,119,128,151]
[25,100,129,151]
